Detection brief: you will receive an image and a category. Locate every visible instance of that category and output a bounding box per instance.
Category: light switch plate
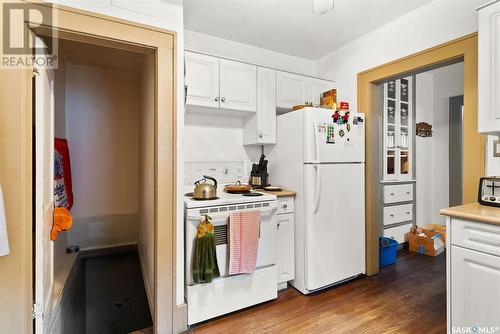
[494,139,500,157]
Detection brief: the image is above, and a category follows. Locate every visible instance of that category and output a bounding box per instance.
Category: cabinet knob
[215,97,219,102]
[390,214,394,217]
[258,132,263,138]
[277,223,280,229]
[390,192,395,196]
[221,97,226,103]
[282,203,288,209]
[406,191,411,195]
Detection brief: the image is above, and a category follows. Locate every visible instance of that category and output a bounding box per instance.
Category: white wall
[138,54,155,313]
[415,62,464,227]
[415,73,434,228]
[316,0,486,107]
[431,63,464,224]
[185,30,317,77]
[183,30,318,179]
[64,63,140,249]
[486,135,500,175]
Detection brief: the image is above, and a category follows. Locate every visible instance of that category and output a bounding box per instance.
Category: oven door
[185,202,277,285]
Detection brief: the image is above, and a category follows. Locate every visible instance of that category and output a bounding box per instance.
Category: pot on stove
[193,175,218,200]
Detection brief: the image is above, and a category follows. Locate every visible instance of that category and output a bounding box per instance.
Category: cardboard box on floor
[408,230,444,257]
[421,224,446,246]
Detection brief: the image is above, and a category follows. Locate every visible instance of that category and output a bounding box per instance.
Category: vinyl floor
[85,251,153,334]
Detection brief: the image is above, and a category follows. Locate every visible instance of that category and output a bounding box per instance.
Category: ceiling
[184,0,433,60]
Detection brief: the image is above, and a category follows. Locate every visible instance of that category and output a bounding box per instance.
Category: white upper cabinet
[308,78,335,106]
[219,59,257,112]
[479,1,500,133]
[185,51,220,108]
[276,71,334,110]
[276,71,308,109]
[243,67,276,145]
[185,51,335,121]
[185,52,257,114]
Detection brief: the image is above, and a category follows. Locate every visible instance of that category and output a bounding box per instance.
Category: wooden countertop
[257,189,297,198]
[440,202,500,226]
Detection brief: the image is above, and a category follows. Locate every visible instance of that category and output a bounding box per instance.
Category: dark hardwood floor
[187,249,446,334]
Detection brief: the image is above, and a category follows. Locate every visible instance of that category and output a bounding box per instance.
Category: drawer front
[383,223,412,244]
[383,204,413,226]
[384,184,413,204]
[451,219,500,257]
[277,197,294,214]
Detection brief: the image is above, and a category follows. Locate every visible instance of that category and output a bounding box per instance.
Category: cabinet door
[479,2,500,133]
[277,213,295,284]
[397,77,412,180]
[185,51,220,108]
[256,67,276,144]
[383,77,412,181]
[219,59,257,112]
[276,71,308,109]
[308,78,334,106]
[383,79,397,180]
[451,245,500,329]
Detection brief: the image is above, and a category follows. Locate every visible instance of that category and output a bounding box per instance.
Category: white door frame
[33,35,55,333]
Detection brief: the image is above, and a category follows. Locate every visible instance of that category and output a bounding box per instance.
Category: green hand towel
[192,215,220,284]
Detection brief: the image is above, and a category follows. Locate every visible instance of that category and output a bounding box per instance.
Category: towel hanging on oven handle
[187,207,276,221]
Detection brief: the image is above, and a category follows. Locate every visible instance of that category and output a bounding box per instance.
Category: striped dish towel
[228,211,261,275]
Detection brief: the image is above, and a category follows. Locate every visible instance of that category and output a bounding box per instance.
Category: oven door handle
[187,207,277,221]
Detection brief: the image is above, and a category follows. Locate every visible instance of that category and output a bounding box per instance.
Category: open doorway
[33,37,156,333]
[378,61,464,245]
[358,34,484,277]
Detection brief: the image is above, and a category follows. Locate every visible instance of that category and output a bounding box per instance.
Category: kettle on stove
[193,175,218,200]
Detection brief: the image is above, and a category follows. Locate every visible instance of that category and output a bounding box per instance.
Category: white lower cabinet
[446,217,500,332]
[450,245,500,329]
[276,197,295,289]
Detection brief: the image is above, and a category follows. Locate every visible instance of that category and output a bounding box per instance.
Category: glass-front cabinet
[383,76,413,181]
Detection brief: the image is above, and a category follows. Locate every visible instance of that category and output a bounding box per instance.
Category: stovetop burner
[242,192,264,197]
[184,192,220,201]
[192,197,220,201]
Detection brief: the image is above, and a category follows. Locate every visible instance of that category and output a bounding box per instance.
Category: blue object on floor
[379,237,398,267]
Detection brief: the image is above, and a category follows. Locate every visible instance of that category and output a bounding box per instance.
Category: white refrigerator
[268,107,365,294]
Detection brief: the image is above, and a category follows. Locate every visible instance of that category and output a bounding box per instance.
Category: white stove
[184,162,278,325]
[183,161,277,208]
[184,190,277,209]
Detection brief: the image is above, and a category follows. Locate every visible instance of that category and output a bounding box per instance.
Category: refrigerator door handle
[312,114,320,163]
[314,164,321,214]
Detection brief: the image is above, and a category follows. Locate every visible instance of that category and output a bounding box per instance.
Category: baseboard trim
[138,247,154,317]
[173,303,188,334]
